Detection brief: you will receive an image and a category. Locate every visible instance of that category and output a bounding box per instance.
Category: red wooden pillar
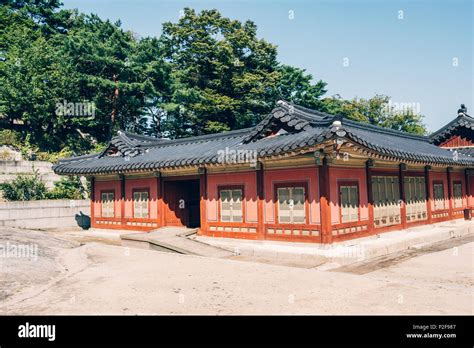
[156,172,163,228]
[90,177,95,227]
[199,167,208,235]
[424,166,433,224]
[159,174,166,227]
[399,163,407,229]
[120,174,126,227]
[256,162,265,240]
[447,167,453,219]
[465,169,472,208]
[319,157,332,243]
[365,160,374,234]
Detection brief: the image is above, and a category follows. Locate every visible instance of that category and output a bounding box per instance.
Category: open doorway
[163,179,200,228]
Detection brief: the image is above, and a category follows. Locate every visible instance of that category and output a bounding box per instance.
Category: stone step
[120,227,234,258]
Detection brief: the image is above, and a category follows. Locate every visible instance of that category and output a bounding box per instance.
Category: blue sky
[62,0,473,132]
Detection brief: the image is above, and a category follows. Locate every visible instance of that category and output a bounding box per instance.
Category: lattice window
[433,183,445,211]
[453,182,463,208]
[404,177,427,221]
[133,190,149,218]
[220,189,243,222]
[277,187,306,224]
[101,192,115,217]
[340,184,359,223]
[372,176,401,227]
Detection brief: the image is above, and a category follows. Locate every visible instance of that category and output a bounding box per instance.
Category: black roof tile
[53,101,474,175]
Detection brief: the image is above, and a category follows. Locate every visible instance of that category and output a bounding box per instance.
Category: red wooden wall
[90,166,474,242]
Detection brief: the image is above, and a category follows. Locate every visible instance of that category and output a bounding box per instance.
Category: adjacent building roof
[430,111,474,145]
[53,101,474,175]
[429,105,474,158]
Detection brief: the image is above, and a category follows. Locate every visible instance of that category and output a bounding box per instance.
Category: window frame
[338,180,361,224]
[218,185,245,223]
[452,181,463,209]
[371,175,401,227]
[432,180,446,211]
[274,182,309,225]
[100,189,115,218]
[404,175,428,221]
[132,187,150,219]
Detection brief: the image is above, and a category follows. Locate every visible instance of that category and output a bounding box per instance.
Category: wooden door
[164,181,188,226]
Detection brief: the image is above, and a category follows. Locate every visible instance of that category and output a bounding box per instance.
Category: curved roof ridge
[120,131,169,144]
[277,100,429,141]
[110,127,253,150]
[342,118,430,141]
[277,100,334,121]
[56,152,99,164]
[115,131,138,147]
[143,127,252,148]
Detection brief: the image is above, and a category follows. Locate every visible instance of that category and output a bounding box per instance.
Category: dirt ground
[0,227,472,315]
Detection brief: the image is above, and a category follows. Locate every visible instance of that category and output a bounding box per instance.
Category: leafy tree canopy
[160,8,278,136]
[321,94,427,135]
[1,1,171,152]
[275,65,327,110]
[0,3,426,157]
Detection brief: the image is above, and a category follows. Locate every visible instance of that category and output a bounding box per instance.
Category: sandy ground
[0,228,80,302]
[0,227,472,315]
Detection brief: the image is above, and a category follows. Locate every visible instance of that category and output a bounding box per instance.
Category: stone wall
[0,199,90,230]
[0,160,62,190]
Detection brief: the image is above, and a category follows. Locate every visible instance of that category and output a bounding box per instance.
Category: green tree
[159,9,330,138]
[1,4,331,145]
[321,94,427,135]
[275,65,327,110]
[0,29,83,151]
[160,8,281,137]
[381,108,426,135]
[63,14,171,141]
[3,2,424,149]
[0,2,171,151]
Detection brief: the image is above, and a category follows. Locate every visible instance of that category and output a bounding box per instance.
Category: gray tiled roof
[53,101,474,175]
[341,119,469,165]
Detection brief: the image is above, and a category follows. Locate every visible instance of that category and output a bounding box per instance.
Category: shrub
[0,172,87,201]
[47,176,87,200]
[0,129,19,146]
[35,147,75,163]
[0,171,48,201]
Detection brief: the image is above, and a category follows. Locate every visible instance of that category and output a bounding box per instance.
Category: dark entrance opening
[163,179,200,228]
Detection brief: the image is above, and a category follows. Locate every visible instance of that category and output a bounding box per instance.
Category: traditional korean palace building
[53,102,474,244]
